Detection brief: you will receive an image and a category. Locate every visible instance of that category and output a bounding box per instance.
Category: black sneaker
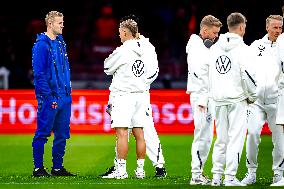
[155,167,167,177]
[51,167,76,176]
[33,167,50,177]
[99,166,116,177]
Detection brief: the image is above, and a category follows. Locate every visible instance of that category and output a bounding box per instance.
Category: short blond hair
[200,15,223,29]
[119,19,138,37]
[227,12,246,29]
[266,15,283,27]
[45,11,63,26]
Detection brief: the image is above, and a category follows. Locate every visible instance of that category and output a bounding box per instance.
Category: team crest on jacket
[257,45,265,56]
[215,55,231,74]
[132,60,145,77]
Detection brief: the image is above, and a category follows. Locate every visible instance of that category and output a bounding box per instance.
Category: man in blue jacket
[31,11,75,177]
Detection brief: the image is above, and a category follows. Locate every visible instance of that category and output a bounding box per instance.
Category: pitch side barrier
[0,89,271,134]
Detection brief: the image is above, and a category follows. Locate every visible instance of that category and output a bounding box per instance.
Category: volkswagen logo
[132,60,145,77]
[215,55,231,74]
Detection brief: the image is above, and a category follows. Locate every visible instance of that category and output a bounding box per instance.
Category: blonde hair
[119,19,138,37]
[227,12,246,29]
[266,15,283,27]
[200,15,223,29]
[45,11,63,26]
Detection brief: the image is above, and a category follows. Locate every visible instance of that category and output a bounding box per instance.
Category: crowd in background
[0,0,282,89]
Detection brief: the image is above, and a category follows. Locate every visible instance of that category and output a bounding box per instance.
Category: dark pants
[32,95,71,169]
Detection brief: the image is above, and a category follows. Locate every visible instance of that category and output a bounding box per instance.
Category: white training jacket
[276,33,284,92]
[186,34,210,96]
[197,32,257,106]
[250,34,280,104]
[104,35,159,94]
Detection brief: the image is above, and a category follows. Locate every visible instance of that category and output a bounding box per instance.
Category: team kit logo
[132,60,144,77]
[215,55,231,74]
[257,44,265,56]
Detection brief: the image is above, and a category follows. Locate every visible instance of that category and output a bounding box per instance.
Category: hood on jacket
[35,33,52,44]
[123,35,154,56]
[35,32,64,45]
[216,32,243,52]
[186,34,203,53]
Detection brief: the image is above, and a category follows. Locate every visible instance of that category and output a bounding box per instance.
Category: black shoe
[33,167,50,177]
[51,167,76,176]
[155,167,167,177]
[99,166,116,177]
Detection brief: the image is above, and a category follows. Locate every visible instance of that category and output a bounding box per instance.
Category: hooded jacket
[104,35,159,93]
[276,33,284,92]
[250,34,280,104]
[32,33,72,101]
[197,32,257,106]
[185,34,210,96]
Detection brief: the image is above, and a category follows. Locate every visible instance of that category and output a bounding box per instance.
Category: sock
[117,159,126,173]
[137,159,145,169]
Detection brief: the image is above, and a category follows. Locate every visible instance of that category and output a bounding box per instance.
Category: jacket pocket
[37,96,43,113]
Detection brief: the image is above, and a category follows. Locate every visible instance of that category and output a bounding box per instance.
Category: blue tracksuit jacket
[32,33,72,169]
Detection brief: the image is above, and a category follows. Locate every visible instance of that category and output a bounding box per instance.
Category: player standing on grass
[197,12,257,186]
[186,15,222,185]
[100,94,166,178]
[31,11,75,177]
[241,15,284,185]
[270,5,284,187]
[100,15,166,179]
[104,16,159,179]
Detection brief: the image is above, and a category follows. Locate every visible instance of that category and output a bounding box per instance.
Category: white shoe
[271,178,284,186]
[116,171,128,179]
[273,174,283,184]
[241,172,256,185]
[135,168,145,179]
[224,177,246,186]
[190,174,211,185]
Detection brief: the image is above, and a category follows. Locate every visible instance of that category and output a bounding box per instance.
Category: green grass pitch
[0,134,275,188]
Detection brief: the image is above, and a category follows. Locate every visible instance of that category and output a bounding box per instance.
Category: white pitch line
[0,182,185,185]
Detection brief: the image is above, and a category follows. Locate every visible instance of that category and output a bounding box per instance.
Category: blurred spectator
[167,7,188,79]
[94,4,118,42]
[0,0,274,89]
[25,18,45,45]
[90,3,119,64]
[187,4,197,36]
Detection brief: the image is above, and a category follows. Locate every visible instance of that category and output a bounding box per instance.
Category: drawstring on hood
[217,32,243,52]
[123,35,151,57]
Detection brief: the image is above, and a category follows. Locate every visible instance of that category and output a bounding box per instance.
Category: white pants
[276,89,284,125]
[246,102,284,173]
[109,92,165,167]
[212,100,248,176]
[143,108,165,167]
[190,95,214,176]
